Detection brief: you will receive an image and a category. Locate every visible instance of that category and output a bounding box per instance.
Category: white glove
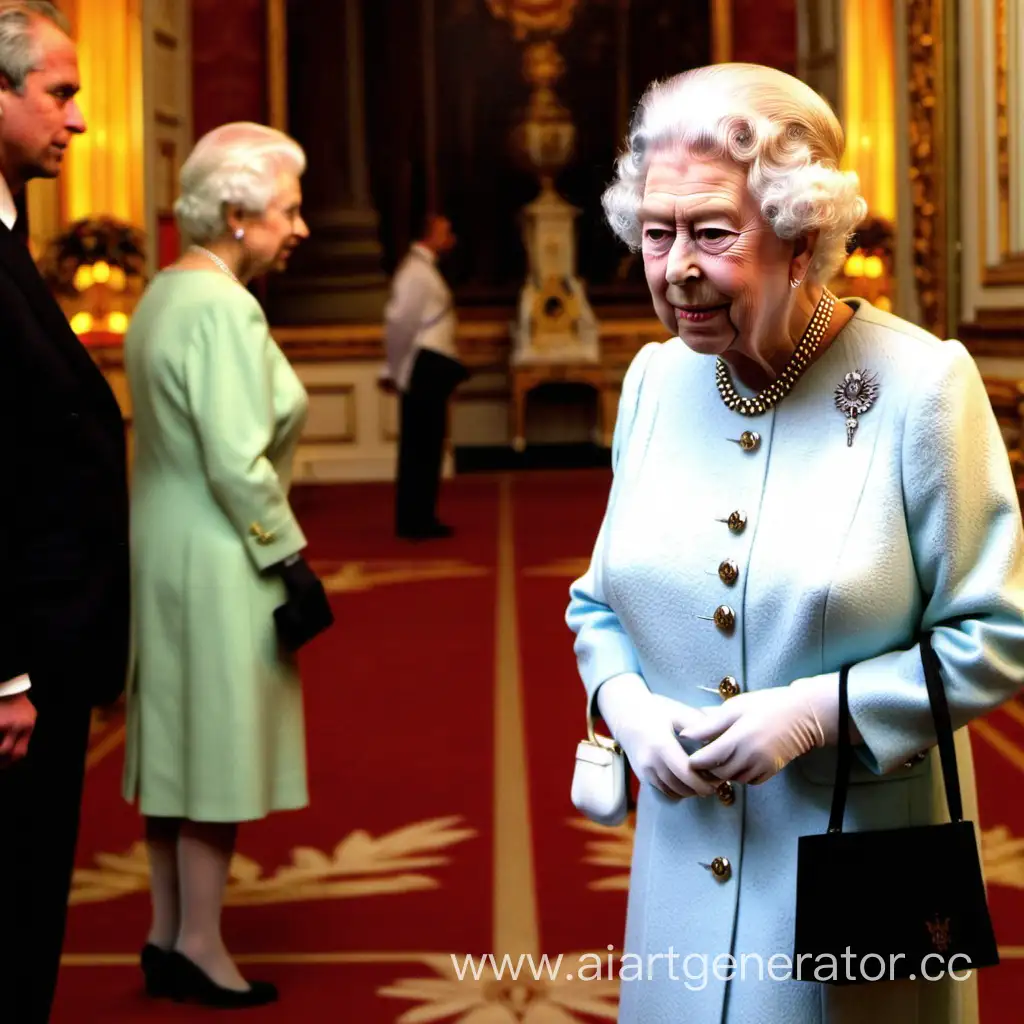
[682,677,839,785]
[596,673,719,800]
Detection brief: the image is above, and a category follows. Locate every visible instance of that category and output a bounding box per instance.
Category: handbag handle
[584,696,637,811]
[586,695,621,753]
[828,631,964,833]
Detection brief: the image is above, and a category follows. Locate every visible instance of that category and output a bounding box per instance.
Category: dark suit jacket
[0,221,130,706]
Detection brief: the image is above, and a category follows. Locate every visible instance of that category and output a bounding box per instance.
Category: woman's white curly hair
[603,63,867,284]
[174,122,306,244]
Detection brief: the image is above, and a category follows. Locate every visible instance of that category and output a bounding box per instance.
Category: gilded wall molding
[980,0,1024,285]
[906,0,949,337]
[268,318,666,370]
[995,0,1009,254]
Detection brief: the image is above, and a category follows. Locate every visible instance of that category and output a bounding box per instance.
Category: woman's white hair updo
[603,63,868,284]
[174,122,307,244]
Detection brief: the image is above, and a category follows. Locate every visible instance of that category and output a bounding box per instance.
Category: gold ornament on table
[489,0,599,367]
[485,0,579,40]
[513,39,576,193]
[488,0,579,193]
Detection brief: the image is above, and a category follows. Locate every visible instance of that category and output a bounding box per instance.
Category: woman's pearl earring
[790,277,802,289]
[234,228,245,241]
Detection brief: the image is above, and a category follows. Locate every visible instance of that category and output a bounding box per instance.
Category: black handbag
[273,557,335,652]
[793,632,999,985]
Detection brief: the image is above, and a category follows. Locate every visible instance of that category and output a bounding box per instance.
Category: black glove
[272,555,335,652]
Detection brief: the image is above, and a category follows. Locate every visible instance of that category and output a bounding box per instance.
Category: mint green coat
[121,270,310,822]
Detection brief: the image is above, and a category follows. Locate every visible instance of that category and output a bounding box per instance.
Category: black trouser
[395,348,469,535]
[0,687,92,1023]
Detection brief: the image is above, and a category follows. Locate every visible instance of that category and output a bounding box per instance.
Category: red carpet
[52,471,1024,1021]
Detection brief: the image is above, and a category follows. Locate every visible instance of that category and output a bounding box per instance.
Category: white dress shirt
[0,174,15,231]
[0,172,32,700]
[382,243,459,392]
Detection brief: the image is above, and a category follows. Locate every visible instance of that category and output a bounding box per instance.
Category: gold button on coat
[718,559,739,585]
[738,431,760,451]
[249,522,275,545]
[713,605,735,631]
[711,856,732,881]
[718,676,740,699]
[726,510,747,533]
[716,782,736,805]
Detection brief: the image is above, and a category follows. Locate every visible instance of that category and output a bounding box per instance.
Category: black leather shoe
[140,943,174,998]
[166,950,279,1008]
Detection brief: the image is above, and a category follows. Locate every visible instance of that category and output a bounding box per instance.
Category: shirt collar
[410,242,436,265]
[0,173,16,231]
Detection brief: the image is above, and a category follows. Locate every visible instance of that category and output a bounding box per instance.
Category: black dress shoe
[141,943,175,998]
[166,950,279,1008]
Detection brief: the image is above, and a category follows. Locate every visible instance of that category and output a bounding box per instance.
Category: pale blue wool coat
[567,298,1024,1023]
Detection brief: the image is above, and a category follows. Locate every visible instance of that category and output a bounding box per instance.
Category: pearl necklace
[714,288,837,416]
[190,244,240,284]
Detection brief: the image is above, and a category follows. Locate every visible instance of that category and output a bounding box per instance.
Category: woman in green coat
[121,122,325,1008]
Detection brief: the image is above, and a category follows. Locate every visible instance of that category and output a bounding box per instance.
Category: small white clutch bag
[570,701,631,827]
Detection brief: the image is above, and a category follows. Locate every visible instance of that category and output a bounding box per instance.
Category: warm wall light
[863,255,884,279]
[845,253,866,277]
[73,264,93,292]
[70,311,94,334]
[841,0,896,221]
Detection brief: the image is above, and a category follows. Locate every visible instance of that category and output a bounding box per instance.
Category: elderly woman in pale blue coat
[567,63,1024,1024]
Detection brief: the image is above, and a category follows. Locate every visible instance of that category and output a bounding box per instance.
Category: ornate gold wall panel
[906,0,950,337]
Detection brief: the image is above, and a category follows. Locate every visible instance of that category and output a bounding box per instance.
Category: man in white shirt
[0,5,130,1020]
[383,213,469,539]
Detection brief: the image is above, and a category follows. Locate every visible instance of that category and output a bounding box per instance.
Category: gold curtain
[27,0,144,255]
[840,0,896,221]
[63,0,144,224]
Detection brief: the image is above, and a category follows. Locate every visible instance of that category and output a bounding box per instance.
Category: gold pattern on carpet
[981,826,1024,889]
[970,717,1024,775]
[312,559,490,593]
[522,557,591,578]
[377,479,623,1022]
[68,816,476,905]
[378,952,620,1023]
[570,818,633,892]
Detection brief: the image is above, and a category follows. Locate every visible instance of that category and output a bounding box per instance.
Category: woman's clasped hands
[595,673,718,800]
[683,677,840,786]
[597,674,841,798]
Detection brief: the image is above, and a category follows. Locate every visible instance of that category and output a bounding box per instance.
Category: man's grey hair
[0,2,70,94]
